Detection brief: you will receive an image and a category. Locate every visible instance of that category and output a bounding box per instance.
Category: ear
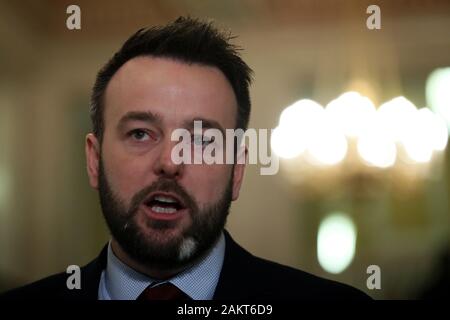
[85,133,100,189]
[231,145,247,201]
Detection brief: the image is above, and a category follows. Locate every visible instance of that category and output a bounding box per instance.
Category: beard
[97,159,233,271]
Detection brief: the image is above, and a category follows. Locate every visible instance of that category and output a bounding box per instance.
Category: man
[2,17,370,300]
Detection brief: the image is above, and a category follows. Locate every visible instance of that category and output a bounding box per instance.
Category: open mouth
[143,192,186,217]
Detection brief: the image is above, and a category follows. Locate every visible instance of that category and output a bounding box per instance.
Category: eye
[128,129,152,142]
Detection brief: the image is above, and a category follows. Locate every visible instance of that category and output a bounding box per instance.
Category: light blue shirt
[98,233,225,300]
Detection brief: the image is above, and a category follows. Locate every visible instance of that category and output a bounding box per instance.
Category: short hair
[90,16,253,143]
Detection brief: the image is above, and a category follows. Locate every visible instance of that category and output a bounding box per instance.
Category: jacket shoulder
[250,255,371,300]
[0,272,73,300]
[0,246,107,300]
[218,231,371,300]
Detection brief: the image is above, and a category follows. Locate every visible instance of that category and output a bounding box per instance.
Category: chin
[137,216,188,241]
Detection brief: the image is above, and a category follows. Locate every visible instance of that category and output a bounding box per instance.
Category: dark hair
[90,16,253,143]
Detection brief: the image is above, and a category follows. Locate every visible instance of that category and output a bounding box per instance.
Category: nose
[152,138,184,179]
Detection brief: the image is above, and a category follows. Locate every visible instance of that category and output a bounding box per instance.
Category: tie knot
[137,282,191,301]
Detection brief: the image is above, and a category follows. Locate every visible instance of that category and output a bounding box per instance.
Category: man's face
[85,57,246,270]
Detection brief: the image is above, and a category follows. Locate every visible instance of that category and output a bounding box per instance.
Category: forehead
[103,56,238,131]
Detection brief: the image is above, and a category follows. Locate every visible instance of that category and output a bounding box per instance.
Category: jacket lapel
[75,244,108,300]
[213,230,259,299]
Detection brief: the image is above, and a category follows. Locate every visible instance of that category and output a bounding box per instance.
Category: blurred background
[0,0,449,299]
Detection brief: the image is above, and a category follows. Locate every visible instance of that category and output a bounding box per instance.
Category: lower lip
[141,205,187,221]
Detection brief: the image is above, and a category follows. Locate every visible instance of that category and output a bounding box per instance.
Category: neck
[110,239,205,280]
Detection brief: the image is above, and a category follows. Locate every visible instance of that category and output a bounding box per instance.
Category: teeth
[154,196,178,204]
[151,206,177,214]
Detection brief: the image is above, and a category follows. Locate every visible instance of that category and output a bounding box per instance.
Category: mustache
[128,178,198,216]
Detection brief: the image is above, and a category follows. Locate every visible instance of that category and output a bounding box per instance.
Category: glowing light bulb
[426,67,450,132]
[326,91,376,138]
[317,212,357,274]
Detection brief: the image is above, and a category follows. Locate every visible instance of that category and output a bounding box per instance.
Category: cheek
[186,165,232,206]
[101,144,152,202]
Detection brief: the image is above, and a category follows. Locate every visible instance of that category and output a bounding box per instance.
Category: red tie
[137,283,191,301]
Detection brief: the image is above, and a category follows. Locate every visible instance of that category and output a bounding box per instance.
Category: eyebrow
[183,118,226,136]
[117,111,226,136]
[117,111,163,131]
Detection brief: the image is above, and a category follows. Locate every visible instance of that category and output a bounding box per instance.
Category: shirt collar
[101,232,225,300]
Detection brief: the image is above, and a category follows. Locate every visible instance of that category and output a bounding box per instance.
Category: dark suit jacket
[1,231,371,300]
